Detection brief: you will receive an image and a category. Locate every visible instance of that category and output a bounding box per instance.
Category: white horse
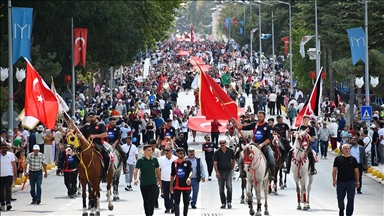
[227,134,240,179]
[104,143,124,201]
[242,143,269,216]
[291,131,314,210]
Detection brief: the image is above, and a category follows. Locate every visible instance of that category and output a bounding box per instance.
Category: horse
[227,134,239,180]
[291,131,314,211]
[243,143,269,216]
[67,131,114,216]
[106,143,123,201]
[268,135,283,195]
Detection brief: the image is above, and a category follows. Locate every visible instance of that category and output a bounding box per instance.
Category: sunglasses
[164,149,171,152]
[220,142,226,144]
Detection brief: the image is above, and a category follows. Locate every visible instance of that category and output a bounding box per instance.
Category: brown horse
[269,135,283,195]
[67,131,114,216]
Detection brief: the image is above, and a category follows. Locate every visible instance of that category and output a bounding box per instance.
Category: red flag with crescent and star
[199,69,238,120]
[281,37,289,56]
[190,26,195,43]
[24,59,58,129]
[73,28,88,67]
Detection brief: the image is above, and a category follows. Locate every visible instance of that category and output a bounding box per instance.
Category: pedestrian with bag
[122,136,138,191]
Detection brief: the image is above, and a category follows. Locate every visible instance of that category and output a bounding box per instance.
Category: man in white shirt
[122,137,138,191]
[0,142,17,210]
[329,118,339,151]
[172,115,180,138]
[158,144,177,213]
[378,122,384,164]
[268,92,277,115]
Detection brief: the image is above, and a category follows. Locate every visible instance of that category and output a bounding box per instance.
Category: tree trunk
[328,48,335,102]
[322,46,327,97]
[348,74,355,126]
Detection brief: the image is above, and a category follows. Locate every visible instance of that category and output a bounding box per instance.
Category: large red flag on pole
[23,59,59,129]
[73,28,88,67]
[199,68,238,120]
[294,67,323,128]
[281,37,290,56]
[190,26,195,43]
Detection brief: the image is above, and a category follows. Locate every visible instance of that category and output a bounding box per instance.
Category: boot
[102,158,109,183]
[283,151,292,174]
[117,146,128,174]
[269,164,275,181]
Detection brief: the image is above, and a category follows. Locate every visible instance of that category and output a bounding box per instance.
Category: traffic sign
[361,106,372,121]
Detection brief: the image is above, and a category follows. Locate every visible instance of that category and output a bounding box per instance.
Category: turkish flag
[24,60,58,129]
[190,26,195,43]
[199,68,238,120]
[73,28,88,67]
[281,37,290,56]
[157,74,167,94]
[294,68,322,128]
[184,33,190,39]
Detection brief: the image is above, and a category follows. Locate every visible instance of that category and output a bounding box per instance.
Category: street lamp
[250,28,258,72]
[1,67,26,97]
[355,77,364,107]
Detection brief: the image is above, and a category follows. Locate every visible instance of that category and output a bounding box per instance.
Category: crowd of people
[1,38,384,216]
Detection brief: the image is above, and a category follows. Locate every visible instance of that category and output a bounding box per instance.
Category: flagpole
[7,0,14,140]
[71,17,75,117]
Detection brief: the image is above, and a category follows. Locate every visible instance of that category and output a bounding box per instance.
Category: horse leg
[263,179,269,215]
[93,180,100,216]
[268,180,272,194]
[283,172,287,188]
[77,181,82,196]
[279,168,284,189]
[295,180,301,210]
[240,178,246,204]
[107,167,114,211]
[304,175,313,210]
[81,181,88,216]
[255,183,262,216]
[112,173,119,201]
[246,176,255,216]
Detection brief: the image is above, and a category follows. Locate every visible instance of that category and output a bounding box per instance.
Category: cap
[118,99,122,102]
[36,125,44,131]
[0,129,7,134]
[370,124,376,128]
[187,148,195,152]
[331,118,336,122]
[33,145,40,150]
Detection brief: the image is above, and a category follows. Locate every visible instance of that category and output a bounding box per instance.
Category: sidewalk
[327,146,384,185]
[12,166,58,192]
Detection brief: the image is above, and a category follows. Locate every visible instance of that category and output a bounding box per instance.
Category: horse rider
[283,115,317,175]
[106,116,127,174]
[274,115,291,168]
[233,110,276,181]
[80,111,110,182]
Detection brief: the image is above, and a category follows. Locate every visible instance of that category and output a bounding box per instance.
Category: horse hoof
[89,213,95,216]
[274,191,278,195]
[240,199,245,204]
[249,209,255,215]
[297,205,302,210]
[82,213,88,216]
[77,192,81,196]
[307,205,310,209]
[113,197,117,201]
[268,188,272,194]
[264,210,269,215]
[303,206,309,210]
[283,184,287,188]
[108,205,114,211]
[256,212,262,216]
[95,211,100,216]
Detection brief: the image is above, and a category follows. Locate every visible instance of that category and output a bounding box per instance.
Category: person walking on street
[332,144,359,216]
[24,145,48,204]
[134,145,161,216]
[170,148,193,216]
[214,139,235,209]
[202,135,218,180]
[58,146,78,198]
[186,148,205,209]
[122,136,138,191]
[211,119,221,147]
[318,121,331,159]
[0,142,17,211]
[158,144,177,213]
[349,137,367,194]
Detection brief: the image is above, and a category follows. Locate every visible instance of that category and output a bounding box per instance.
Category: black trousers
[356,163,363,192]
[276,103,282,115]
[174,190,190,216]
[0,176,13,205]
[206,158,214,177]
[63,171,78,196]
[211,132,220,147]
[140,184,157,216]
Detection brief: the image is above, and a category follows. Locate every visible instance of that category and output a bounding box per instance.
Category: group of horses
[227,130,314,216]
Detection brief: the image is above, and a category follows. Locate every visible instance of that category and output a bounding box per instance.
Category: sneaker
[208,176,212,181]
[31,200,36,204]
[10,198,16,201]
[123,169,129,174]
[125,185,130,191]
[220,203,226,209]
[191,205,196,209]
[357,190,362,194]
[171,207,175,213]
[227,202,232,209]
[164,209,170,213]
[36,200,41,205]
[70,195,74,198]
[0,206,5,211]
[324,156,327,159]
[6,204,12,210]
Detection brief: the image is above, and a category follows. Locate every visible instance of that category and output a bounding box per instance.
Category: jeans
[29,171,43,201]
[161,180,173,210]
[125,163,135,185]
[261,145,275,165]
[189,178,200,206]
[174,190,190,216]
[218,170,233,204]
[205,158,214,177]
[140,184,157,216]
[211,132,220,147]
[320,140,328,157]
[0,176,13,205]
[336,180,356,216]
[312,139,319,155]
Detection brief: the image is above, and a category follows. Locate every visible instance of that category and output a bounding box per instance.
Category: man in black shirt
[274,116,291,166]
[214,139,235,209]
[202,135,218,180]
[332,144,359,216]
[284,115,317,175]
[80,111,110,182]
[158,119,176,148]
[174,133,188,153]
[106,117,127,173]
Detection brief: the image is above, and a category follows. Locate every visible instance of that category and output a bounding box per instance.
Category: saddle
[92,144,115,167]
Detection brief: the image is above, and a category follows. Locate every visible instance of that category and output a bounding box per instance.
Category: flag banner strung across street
[281,37,290,56]
[21,59,58,129]
[73,28,88,67]
[299,35,314,58]
[294,67,323,128]
[260,34,272,40]
[188,108,245,133]
[346,27,366,65]
[12,7,33,64]
[190,26,195,43]
[199,68,238,120]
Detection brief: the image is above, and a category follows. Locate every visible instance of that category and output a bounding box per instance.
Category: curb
[327,148,384,185]
[13,167,58,192]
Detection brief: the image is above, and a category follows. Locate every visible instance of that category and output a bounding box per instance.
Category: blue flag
[225,18,230,28]
[239,21,245,35]
[261,34,272,40]
[12,7,33,64]
[346,27,366,65]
